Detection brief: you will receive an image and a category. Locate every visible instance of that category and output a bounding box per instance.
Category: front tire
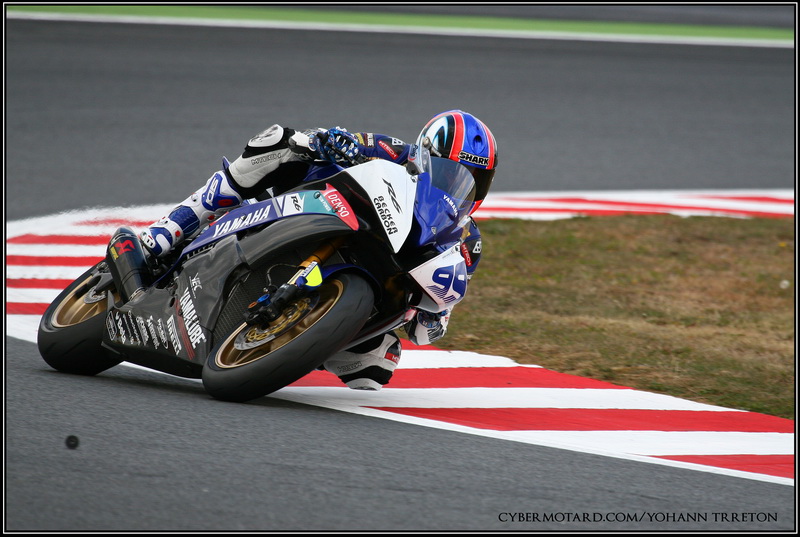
[37,263,123,375]
[202,272,374,402]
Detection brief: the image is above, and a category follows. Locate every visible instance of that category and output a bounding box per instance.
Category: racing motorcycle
[37,144,476,403]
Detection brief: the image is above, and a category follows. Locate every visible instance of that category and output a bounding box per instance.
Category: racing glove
[289,127,362,166]
[405,309,451,346]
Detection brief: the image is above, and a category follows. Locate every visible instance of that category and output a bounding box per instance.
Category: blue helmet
[416,110,498,203]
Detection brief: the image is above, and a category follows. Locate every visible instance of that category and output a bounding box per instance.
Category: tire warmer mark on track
[6,196,794,486]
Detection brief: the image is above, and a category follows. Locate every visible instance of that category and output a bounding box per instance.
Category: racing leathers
[139,125,483,390]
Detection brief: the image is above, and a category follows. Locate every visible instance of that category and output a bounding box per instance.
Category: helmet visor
[428,157,477,208]
[469,166,496,203]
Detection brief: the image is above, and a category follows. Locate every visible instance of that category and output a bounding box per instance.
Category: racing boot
[140,166,243,258]
[322,332,402,390]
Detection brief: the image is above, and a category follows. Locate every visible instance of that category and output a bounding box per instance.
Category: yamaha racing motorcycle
[37,144,476,402]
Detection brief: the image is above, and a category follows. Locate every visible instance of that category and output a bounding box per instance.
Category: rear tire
[202,272,373,402]
[37,264,122,375]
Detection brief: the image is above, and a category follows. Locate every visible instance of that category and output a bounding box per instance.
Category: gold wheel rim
[214,279,345,368]
[52,275,115,328]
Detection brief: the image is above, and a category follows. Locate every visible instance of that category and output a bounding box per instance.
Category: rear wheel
[202,272,373,402]
[37,264,123,375]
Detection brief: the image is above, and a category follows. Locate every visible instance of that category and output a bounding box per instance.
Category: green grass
[6,5,794,41]
[441,215,795,419]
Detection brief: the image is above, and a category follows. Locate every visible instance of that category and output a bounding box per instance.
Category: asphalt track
[5,14,795,220]
[4,12,796,532]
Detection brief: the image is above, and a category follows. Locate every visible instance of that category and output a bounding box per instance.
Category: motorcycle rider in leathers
[139,110,498,390]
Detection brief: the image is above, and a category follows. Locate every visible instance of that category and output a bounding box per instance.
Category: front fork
[245,238,343,325]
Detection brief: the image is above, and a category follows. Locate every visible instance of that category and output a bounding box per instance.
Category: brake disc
[233,295,319,350]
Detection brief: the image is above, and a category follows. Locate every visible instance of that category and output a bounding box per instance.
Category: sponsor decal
[291,194,303,212]
[205,175,220,207]
[372,195,398,236]
[109,238,136,261]
[338,361,364,374]
[275,194,305,217]
[384,350,401,365]
[190,273,202,297]
[442,194,459,215]
[249,152,281,166]
[458,150,489,167]
[460,243,473,267]
[115,312,127,344]
[179,287,207,351]
[378,140,399,160]
[212,204,273,237]
[156,318,170,351]
[383,179,402,213]
[313,193,332,213]
[322,186,359,230]
[136,316,150,346]
[146,316,160,350]
[296,261,323,288]
[166,315,182,355]
[106,313,117,341]
[110,310,141,346]
[125,311,141,345]
[115,239,136,253]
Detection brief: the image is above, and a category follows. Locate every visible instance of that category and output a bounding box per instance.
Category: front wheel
[37,263,123,375]
[202,272,374,402]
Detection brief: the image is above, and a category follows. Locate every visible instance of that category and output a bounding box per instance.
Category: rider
[139,110,498,390]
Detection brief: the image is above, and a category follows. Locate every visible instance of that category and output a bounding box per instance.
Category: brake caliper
[244,262,324,326]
